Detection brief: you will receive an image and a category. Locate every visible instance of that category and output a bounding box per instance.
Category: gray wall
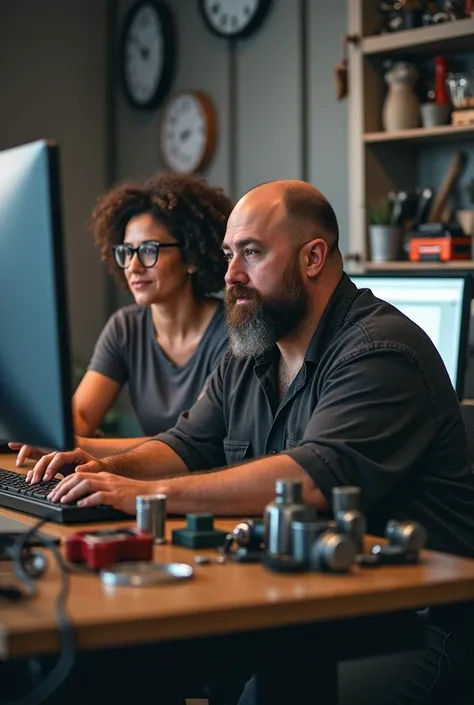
[116,0,349,252]
[0,0,108,364]
[308,1,348,244]
[0,0,349,364]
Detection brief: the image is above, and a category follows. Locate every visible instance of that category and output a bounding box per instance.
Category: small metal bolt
[194,555,211,565]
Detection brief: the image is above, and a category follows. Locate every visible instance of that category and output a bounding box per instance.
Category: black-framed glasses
[112,241,181,269]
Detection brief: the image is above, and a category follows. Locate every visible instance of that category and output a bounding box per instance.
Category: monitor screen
[350,274,472,398]
[0,140,74,450]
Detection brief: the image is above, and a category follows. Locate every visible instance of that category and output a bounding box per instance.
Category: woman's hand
[47,471,155,515]
[8,442,47,466]
[9,435,84,469]
[25,448,104,484]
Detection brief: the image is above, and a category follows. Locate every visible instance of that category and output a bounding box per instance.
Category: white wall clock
[160,91,217,174]
[120,1,176,110]
[199,0,272,39]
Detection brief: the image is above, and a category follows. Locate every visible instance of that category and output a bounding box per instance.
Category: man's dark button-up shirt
[157,273,474,557]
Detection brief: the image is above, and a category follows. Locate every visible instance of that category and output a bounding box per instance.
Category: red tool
[64,528,154,571]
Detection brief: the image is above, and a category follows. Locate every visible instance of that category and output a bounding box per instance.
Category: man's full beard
[224,257,309,358]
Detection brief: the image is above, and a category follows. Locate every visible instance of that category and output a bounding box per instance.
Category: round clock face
[199,0,271,38]
[160,91,217,174]
[120,1,175,110]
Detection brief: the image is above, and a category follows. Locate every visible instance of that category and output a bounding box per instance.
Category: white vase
[382,62,421,132]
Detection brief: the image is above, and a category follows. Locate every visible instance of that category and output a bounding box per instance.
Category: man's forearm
[79,436,152,459]
[155,454,328,515]
[102,440,189,480]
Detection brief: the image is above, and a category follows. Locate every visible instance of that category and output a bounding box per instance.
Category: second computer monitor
[350,274,472,398]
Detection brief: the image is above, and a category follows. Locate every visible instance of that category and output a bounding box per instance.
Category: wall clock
[198,0,272,39]
[120,1,176,110]
[159,90,217,174]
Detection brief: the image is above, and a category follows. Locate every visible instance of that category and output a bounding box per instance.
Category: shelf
[363,261,474,271]
[364,124,474,145]
[362,17,474,56]
[348,3,474,267]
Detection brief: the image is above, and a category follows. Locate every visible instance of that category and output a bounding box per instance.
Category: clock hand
[180,129,192,142]
[131,35,150,60]
[129,35,150,61]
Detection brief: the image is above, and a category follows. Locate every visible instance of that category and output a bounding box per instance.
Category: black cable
[2,517,76,705]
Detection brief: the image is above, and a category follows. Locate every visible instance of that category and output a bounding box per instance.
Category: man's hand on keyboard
[25,448,104,484]
[47,471,151,515]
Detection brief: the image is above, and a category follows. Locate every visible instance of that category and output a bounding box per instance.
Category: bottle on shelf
[434,56,450,105]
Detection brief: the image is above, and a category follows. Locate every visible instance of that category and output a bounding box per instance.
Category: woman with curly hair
[12,172,232,463]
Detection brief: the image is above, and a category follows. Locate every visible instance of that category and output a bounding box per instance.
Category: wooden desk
[1,453,474,662]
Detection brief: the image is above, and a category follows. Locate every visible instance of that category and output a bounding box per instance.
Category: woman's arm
[10,370,123,467]
[72,370,121,436]
[78,435,152,458]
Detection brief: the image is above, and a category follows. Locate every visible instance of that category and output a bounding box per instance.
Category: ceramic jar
[382,62,421,132]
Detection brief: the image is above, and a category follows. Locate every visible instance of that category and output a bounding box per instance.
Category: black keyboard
[0,467,130,524]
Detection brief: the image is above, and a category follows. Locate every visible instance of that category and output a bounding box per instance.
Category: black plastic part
[262,553,306,573]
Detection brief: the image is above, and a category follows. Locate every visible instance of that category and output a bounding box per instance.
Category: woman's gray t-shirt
[88,302,228,435]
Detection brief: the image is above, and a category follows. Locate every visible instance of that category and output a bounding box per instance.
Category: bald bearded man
[25,180,474,704]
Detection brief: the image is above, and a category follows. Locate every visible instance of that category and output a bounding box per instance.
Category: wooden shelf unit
[362,17,474,56]
[364,124,474,144]
[347,1,474,270]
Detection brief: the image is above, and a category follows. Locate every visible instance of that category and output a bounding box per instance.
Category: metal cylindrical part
[291,520,329,565]
[336,510,366,555]
[266,505,305,557]
[232,519,265,549]
[385,520,426,553]
[264,478,315,557]
[136,494,167,544]
[232,522,252,547]
[332,486,361,514]
[275,479,303,504]
[310,531,356,573]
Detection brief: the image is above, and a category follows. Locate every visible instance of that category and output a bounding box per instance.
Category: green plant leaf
[367,197,394,225]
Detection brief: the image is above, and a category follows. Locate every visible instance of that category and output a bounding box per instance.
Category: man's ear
[302,238,329,278]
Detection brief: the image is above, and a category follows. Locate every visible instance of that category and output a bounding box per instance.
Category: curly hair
[91,172,233,299]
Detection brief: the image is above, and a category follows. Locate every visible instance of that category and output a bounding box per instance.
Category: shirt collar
[253,271,358,371]
[304,272,358,364]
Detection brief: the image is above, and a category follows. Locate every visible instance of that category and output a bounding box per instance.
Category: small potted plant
[457,179,474,238]
[367,196,402,263]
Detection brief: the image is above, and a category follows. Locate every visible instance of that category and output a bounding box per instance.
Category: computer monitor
[350,273,472,398]
[0,140,74,450]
